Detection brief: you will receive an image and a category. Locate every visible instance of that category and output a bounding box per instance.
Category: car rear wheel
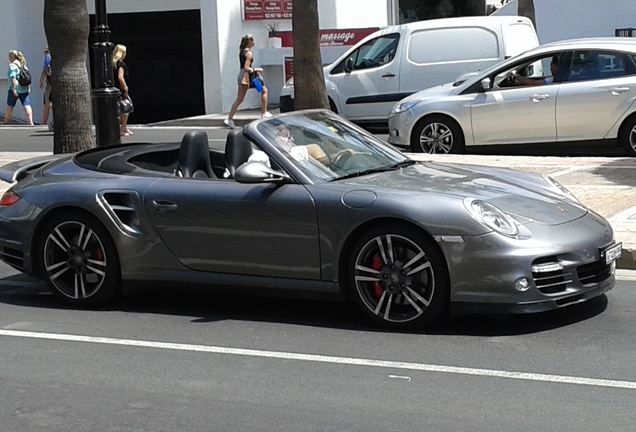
[38,211,121,307]
[620,116,636,157]
[411,115,465,154]
[348,224,449,329]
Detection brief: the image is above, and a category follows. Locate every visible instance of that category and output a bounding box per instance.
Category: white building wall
[2,0,392,122]
[1,0,47,124]
[494,0,636,43]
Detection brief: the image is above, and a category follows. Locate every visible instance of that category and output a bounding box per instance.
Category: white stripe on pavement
[1,328,635,390]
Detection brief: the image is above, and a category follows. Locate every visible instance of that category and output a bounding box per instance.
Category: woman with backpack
[4,50,33,125]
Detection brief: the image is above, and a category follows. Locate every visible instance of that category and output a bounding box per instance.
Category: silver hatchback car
[388,38,636,156]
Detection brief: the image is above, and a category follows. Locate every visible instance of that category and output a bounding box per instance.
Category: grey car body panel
[0,110,617,314]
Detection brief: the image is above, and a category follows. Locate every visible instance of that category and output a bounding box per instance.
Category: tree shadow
[0,273,609,337]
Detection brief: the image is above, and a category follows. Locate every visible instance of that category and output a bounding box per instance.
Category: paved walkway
[2,112,636,270]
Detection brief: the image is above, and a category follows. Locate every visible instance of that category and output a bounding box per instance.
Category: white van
[279,15,538,127]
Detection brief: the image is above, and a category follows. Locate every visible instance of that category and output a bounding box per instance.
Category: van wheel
[620,115,636,157]
[411,115,465,154]
[329,98,338,114]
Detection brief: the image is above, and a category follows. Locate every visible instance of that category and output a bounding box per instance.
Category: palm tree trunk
[292,0,329,110]
[517,0,537,30]
[44,0,95,153]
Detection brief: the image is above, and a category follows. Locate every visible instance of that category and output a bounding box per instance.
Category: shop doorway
[89,10,205,124]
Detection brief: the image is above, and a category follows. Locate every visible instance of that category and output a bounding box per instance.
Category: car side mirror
[234,161,290,184]
[480,77,492,91]
[345,58,354,73]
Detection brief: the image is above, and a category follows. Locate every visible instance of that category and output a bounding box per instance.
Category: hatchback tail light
[0,191,21,206]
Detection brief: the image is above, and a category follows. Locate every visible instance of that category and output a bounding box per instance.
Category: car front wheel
[348,224,449,329]
[38,211,121,307]
[411,115,465,154]
[620,116,636,157]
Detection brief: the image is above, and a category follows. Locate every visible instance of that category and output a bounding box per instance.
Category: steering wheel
[331,150,354,169]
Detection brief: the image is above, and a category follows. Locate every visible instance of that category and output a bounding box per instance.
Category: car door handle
[530,93,550,102]
[152,200,177,212]
[382,73,396,78]
[610,87,630,95]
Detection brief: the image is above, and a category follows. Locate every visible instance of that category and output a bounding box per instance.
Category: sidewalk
[150,108,279,128]
[1,114,636,270]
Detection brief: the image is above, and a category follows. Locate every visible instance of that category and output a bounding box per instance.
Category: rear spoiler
[0,154,67,184]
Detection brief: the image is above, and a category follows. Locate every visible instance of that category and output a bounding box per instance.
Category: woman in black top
[225,34,271,129]
[112,44,133,137]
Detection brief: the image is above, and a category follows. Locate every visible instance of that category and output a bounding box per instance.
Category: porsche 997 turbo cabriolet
[0,110,620,329]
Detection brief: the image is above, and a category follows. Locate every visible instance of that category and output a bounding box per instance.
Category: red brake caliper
[95,248,104,270]
[372,254,384,298]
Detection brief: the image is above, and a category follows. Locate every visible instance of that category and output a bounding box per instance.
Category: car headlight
[464,198,519,237]
[392,101,417,113]
[283,77,294,88]
[543,175,581,204]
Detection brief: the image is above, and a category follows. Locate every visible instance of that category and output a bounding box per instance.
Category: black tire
[347,224,449,330]
[410,115,465,154]
[38,211,121,307]
[619,115,636,157]
[329,98,338,114]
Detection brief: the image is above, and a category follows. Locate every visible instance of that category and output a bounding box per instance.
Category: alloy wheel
[43,220,108,300]
[353,234,435,324]
[419,122,453,153]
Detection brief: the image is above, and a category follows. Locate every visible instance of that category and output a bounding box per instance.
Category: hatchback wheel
[620,116,636,157]
[411,115,465,154]
[348,225,449,329]
[39,212,121,306]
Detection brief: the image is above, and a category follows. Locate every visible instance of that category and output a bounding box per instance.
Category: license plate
[603,243,622,265]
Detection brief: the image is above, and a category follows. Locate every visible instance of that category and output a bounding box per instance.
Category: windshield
[256,111,411,183]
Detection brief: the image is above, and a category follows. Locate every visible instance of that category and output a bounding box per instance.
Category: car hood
[401,82,456,103]
[340,162,587,226]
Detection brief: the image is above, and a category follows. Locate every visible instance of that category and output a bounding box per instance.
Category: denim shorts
[7,91,30,107]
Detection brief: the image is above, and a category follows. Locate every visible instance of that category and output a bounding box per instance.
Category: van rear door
[502,19,539,58]
[328,32,402,121]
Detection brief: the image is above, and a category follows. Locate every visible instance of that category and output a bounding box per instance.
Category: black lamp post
[91,0,121,147]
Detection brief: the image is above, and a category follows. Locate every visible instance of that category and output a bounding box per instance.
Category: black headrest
[178,130,214,178]
[225,128,253,176]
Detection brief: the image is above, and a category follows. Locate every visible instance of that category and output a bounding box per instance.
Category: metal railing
[615,28,636,37]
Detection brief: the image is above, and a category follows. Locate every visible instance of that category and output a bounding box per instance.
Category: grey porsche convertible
[0,110,620,329]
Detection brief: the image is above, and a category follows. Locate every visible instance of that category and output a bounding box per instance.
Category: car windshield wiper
[331,160,415,181]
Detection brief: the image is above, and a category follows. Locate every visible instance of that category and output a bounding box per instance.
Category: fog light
[515,277,530,291]
[391,129,400,137]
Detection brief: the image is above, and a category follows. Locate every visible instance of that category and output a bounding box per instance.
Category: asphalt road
[0,124,630,157]
[0,259,635,431]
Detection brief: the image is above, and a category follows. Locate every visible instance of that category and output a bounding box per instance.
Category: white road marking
[388,375,412,382]
[1,329,636,390]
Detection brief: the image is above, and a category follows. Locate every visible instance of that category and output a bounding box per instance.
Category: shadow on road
[0,274,608,337]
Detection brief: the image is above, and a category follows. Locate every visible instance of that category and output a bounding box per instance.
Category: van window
[407,27,499,64]
[331,33,400,74]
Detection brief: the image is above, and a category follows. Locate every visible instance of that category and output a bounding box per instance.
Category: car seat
[177,130,215,178]
[225,128,254,177]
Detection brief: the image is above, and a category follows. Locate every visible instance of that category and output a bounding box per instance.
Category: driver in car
[513,55,559,86]
[274,124,331,165]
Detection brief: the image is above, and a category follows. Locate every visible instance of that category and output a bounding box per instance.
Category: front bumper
[440,211,617,313]
[387,110,415,148]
